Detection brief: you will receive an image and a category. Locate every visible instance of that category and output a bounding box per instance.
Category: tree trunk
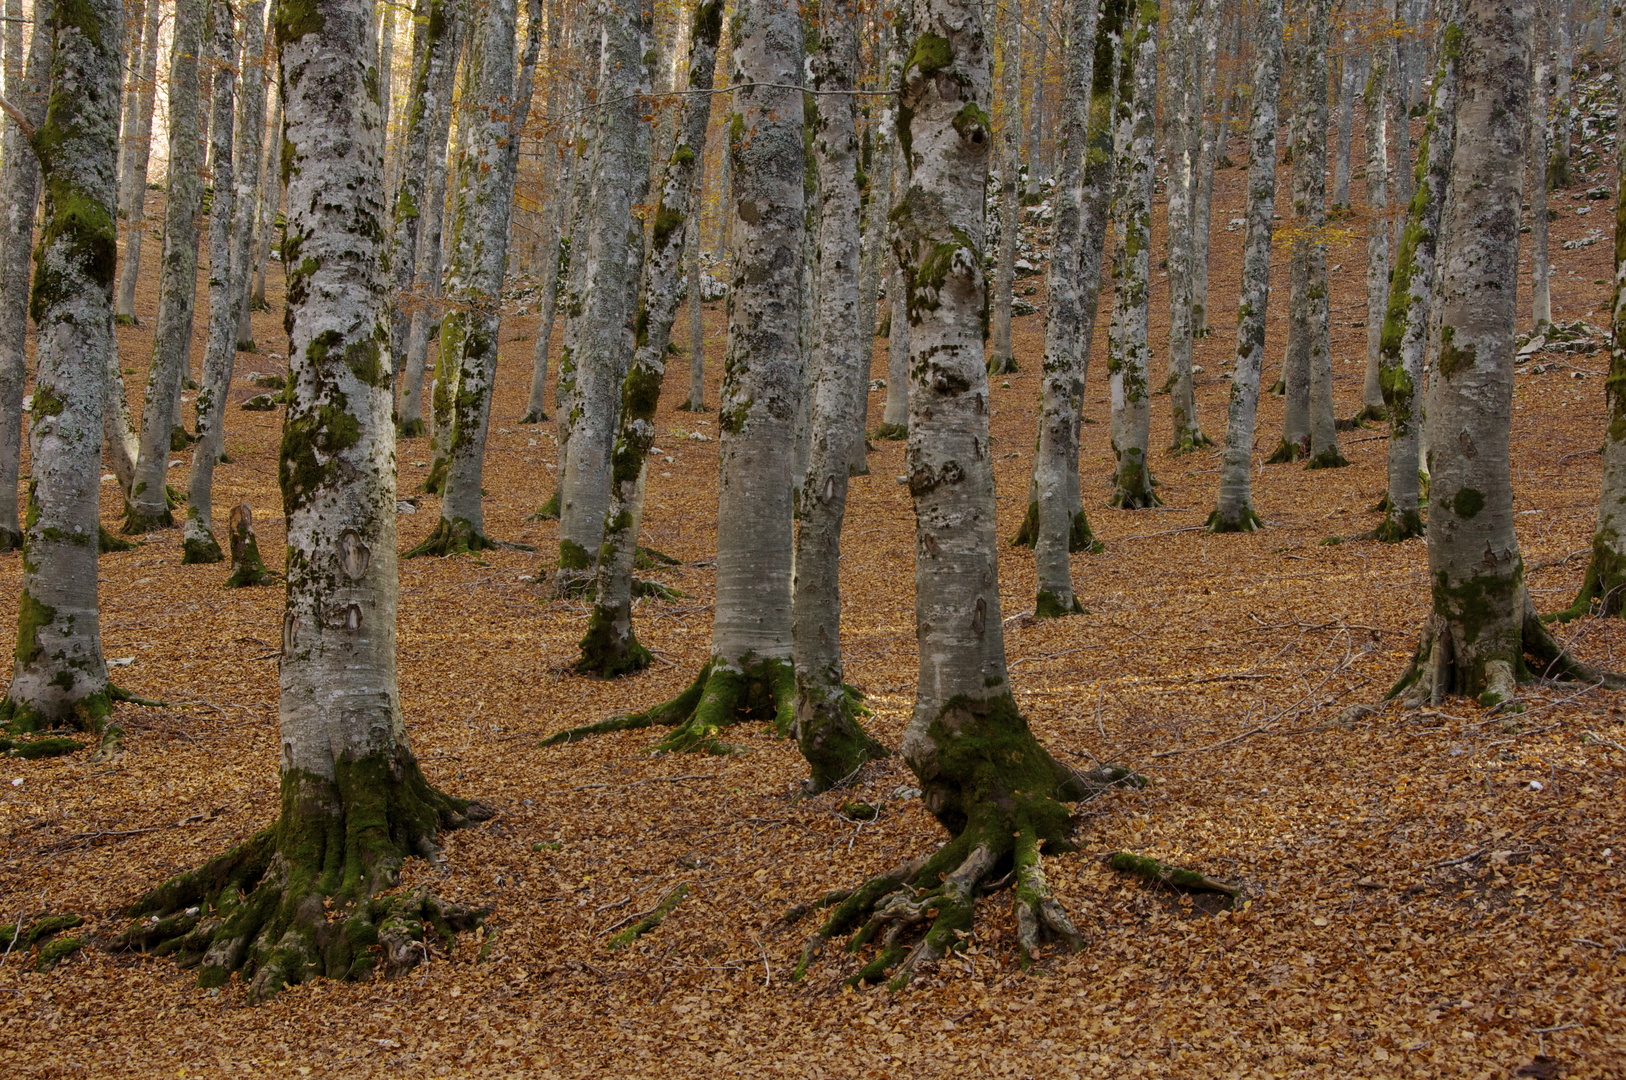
[877,123,910,438]
[682,213,705,409]
[233,4,272,353]
[115,0,147,217]
[223,503,271,587]
[180,0,240,564]
[0,0,120,734]
[1207,0,1284,532]
[520,15,570,425]
[1553,23,1626,619]
[986,0,1020,375]
[127,0,492,995]
[248,86,282,311]
[788,0,886,792]
[123,0,206,533]
[1528,8,1552,328]
[407,0,543,555]
[1106,0,1160,509]
[574,0,719,678]
[1025,0,1049,187]
[542,0,651,583]
[1030,0,1105,617]
[1299,0,1343,469]
[1388,0,1613,707]
[1372,4,1457,544]
[1388,3,1414,253]
[112,0,161,323]
[793,0,1132,990]
[1189,0,1229,339]
[1358,21,1391,423]
[1273,61,1312,463]
[1164,0,1210,454]
[1332,15,1357,208]
[0,0,51,551]
[1548,0,1571,187]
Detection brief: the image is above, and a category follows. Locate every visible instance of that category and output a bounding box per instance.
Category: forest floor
[3,115,1626,1077]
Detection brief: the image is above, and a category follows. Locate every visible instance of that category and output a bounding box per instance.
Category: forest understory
[1,106,1624,1078]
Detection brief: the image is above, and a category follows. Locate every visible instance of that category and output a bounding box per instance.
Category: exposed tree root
[0,734,84,759]
[517,407,547,424]
[634,545,682,569]
[676,398,704,412]
[404,517,499,559]
[873,422,908,441]
[1107,852,1239,904]
[541,657,796,754]
[1548,534,1626,623]
[1167,429,1213,456]
[1,913,85,970]
[1363,509,1424,544]
[1266,438,1306,464]
[525,492,560,521]
[607,884,690,949]
[98,526,138,553]
[122,748,492,997]
[1305,447,1350,470]
[1035,590,1085,618]
[121,503,173,535]
[795,683,889,795]
[1206,505,1263,533]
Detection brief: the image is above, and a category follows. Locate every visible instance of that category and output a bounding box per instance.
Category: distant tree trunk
[248,87,282,311]
[232,2,271,353]
[1272,37,1313,463]
[1548,0,1572,187]
[1025,0,1050,188]
[1389,0,1614,707]
[1189,0,1230,338]
[1030,0,1104,618]
[520,13,570,425]
[112,0,161,323]
[1529,8,1552,328]
[378,0,395,180]
[786,0,885,792]
[407,0,543,555]
[1207,0,1284,533]
[127,0,494,995]
[542,0,803,754]
[115,0,148,216]
[1164,0,1210,454]
[123,0,206,533]
[1372,4,1457,544]
[574,0,719,678]
[1358,21,1391,423]
[1299,0,1343,469]
[793,0,1132,991]
[1388,3,1414,252]
[1552,26,1626,619]
[876,13,909,441]
[987,0,1021,375]
[1107,0,1159,509]
[1,0,121,733]
[1331,13,1357,207]
[682,213,706,409]
[0,0,51,551]
[544,0,652,584]
[180,0,239,564]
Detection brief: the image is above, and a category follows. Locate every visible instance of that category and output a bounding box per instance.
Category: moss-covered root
[0,913,85,953]
[607,884,690,949]
[404,516,498,558]
[634,545,682,569]
[1034,590,1084,619]
[1304,446,1350,470]
[98,525,138,552]
[1206,505,1263,534]
[540,657,796,754]
[0,734,85,758]
[574,603,654,680]
[120,499,173,535]
[224,504,274,587]
[120,750,492,997]
[873,422,908,441]
[1106,852,1240,906]
[1366,507,1424,544]
[796,685,890,795]
[525,491,561,521]
[1549,534,1626,623]
[1265,438,1305,464]
[517,406,547,424]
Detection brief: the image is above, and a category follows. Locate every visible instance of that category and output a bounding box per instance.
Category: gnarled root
[795,682,889,795]
[1364,508,1424,544]
[1265,438,1306,465]
[1206,505,1262,533]
[121,750,492,997]
[541,657,796,754]
[404,516,499,559]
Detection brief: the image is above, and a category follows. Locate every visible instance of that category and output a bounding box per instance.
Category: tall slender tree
[1207,0,1284,532]
[1163,0,1210,454]
[1106,0,1159,509]
[127,0,494,996]
[1528,7,1552,329]
[986,0,1021,375]
[1298,0,1343,469]
[1358,5,1393,423]
[112,0,161,323]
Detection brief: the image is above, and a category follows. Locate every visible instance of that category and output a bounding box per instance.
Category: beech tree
[112,0,161,324]
[1105,0,1160,509]
[1358,7,1392,424]
[1297,0,1342,469]
[1162,0,1212,454]
[1528,7,1552,329]
[128,0,492,995]
[123,0,206,534]
[545,0,804,753]
[985,0,1020,376]
[1207,0,1284,533]
[793,0,1133,989]
[0,0,121,733]
[1388,0,1616,707]
[0,0,50,552]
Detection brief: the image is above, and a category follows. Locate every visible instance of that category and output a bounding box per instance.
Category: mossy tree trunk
[1,0,122,734]
[408,0,543,556]
[1528,8,1552,329]
[181,0,240,566]
[1106,0,1159,510]
[1552,30,1626,620]
[547,0,653,588]
[877,13,910,441]
[1358,16,1392,424]
[985,0,1020,376]
[1374,9,1458,544]
[1029,0,1106,617]
[794,0,1134,988]
[1331,17,1358,208]
[790,0,887,792]
[575,0,719,679]
[128,0,492,996]
[113,0,160,324]
[0,0,51,552]
[1298,0,1343,471]
[1163,0,1209,455]
[1207,0,1283,533]
[1387,0,1616,708]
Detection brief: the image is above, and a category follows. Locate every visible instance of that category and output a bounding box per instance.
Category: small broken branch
[607,884,690,949]
[1107,852,1240,902]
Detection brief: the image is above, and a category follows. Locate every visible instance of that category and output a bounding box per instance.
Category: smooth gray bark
[249,86,282,311]
[232,3,271,352]
[1299,0,1342,469]
[1360,21,1392,421]
[520,13,570,424]
[683,213,705,409]
[1164,0,1211,453]
[112,0,162,323]
[1529,9,1551,327]
[986,0,1021,375]
[1332,14,1357,207]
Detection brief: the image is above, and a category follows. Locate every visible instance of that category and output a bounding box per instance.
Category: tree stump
[224,504,272,587]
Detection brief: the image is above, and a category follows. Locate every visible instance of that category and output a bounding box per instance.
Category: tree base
[796,683,889,795]
[404,517,498,559]
[1035,590,1085,618]
[121,503,173,535]
[1206,505,1262,533]
[1266,438,1306,464]
[525,492,561,521]
[397,417,426,439]
[0,527,20,552]
[98,525,138,552]
[517,408,547,424]
[1305,447,1350,470]
[421,461,447,495]
[873,423,907,441]
[986,356,1018,376]
[1548,534,1626,623]
[121,747,492,998]
[1011,501,1039,547]
[1168,429,1213,456]
[541,656,796,754]
[1109,484,1162,510]
[1365,509,1424,544]
[676,399,705,413]
[574,604,654,680]
[182,510,225,565]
